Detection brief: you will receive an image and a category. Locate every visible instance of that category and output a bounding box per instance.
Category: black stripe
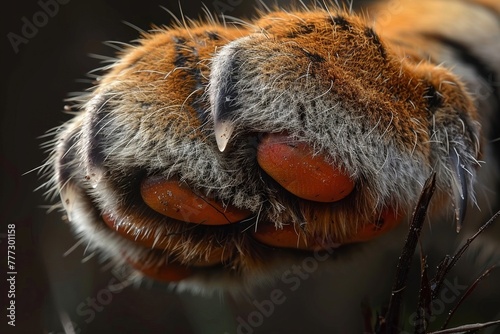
[328,15,351,30]
[425,33,500,163]
[172,36,208,123]
[287,23,315,38]
[86,93,113,171]
[190,45,209,124]
[173,36,189,68]
[206,31,221,41]
[293,45,325,63]
[297,102,307,127]
[364,27,386,59]
[423,83,443,114]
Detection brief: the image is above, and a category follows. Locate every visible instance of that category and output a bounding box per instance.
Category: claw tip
[214,119,234,152]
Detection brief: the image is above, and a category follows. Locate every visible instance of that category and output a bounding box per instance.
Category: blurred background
[2,0,499,333]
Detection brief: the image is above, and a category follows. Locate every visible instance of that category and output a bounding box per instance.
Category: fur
[43,0,500,294]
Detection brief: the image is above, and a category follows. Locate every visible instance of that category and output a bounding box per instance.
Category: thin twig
[427,319,500,334]
[415,252,432,333]
[431,209,500,300]
[381,173,436,333]
[440,265,497,329]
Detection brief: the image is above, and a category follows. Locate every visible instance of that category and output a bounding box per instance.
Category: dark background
[2,1,499,334]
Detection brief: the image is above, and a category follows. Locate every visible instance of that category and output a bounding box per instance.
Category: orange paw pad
[257,133,355,202]
[251,223,336,251]
[347,208,403,243]
[252,208,403,249]
[141,176,252,225]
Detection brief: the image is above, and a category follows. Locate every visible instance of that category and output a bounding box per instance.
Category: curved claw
[449,149,468,233]
[209,41,241,152]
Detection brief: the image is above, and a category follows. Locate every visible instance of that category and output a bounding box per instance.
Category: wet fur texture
[44,0,500,293]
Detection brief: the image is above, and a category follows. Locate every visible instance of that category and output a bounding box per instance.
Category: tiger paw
[46,4,483,290]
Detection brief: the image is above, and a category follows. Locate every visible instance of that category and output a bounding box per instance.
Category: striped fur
[44,0,500,294]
